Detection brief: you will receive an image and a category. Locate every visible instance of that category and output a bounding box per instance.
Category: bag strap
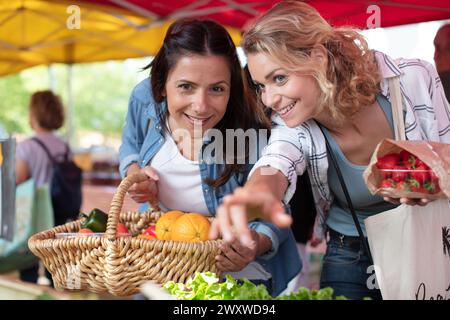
[387,76,406,141]
[31,137,56,165]
[318,125,373,264]
[32,137,70,163]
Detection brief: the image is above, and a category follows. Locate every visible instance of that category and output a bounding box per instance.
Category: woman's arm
[215,229,273,272]
[15,159,29,185]
[210,167,291,247]
[118,95,145,179]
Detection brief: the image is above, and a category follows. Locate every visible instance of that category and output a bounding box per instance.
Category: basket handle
[106,172,153,241]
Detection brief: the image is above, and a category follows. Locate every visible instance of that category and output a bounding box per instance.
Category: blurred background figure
[434,24,450,101]
[15,90,68,285]
[15,91,67,187]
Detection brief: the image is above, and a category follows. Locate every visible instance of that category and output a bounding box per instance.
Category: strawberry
[380,179,395,188]
[396,181,410,192]
[408,178,421,192]
[431,171,440,184]
[400,150,417,169]
[391,165,409,182]
[424,181,438,194]
[380,179,396,189]
[376,153,401,170]
[414,157,427,168]
[430,172,441,193]
[380,169,393,179]
[411,164,431,184]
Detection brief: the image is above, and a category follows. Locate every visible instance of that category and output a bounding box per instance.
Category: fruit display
[31,172,221,296]
[134,211,212,242]
[376,150,440,194]
[154,211,211,242]
[136,225,157,240]
[155,210,184,240]
[56,208,211,242]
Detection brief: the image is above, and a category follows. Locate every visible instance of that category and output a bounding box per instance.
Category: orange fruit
[170,213,211,242]
[155,210,184,240]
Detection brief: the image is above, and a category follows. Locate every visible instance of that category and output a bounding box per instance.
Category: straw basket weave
[28,173,223,296]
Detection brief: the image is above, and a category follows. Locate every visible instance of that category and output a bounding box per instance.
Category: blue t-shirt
[324,94,398,236]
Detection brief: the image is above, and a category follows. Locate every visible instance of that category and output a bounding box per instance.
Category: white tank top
[151,129,271,282]
[150,130,209,214]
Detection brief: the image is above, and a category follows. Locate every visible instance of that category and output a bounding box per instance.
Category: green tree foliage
[0,58,150,143]
[0,73,30,133]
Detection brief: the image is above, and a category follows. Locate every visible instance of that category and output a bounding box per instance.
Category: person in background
[434,23,450,102]
[210,1,450,299]
[15,90,67,285]
[118,19,301,296]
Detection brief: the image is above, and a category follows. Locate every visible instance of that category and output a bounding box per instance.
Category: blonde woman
[210,1,450,299]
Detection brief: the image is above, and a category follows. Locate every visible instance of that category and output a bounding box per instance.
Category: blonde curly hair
[242,1,381,123]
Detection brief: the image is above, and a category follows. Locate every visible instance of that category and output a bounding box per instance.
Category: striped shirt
[250,51,450,240]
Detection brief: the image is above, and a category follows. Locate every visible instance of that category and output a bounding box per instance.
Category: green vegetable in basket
[80,208,108,232]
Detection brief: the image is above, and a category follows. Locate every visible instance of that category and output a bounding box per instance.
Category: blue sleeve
[248,219,290,261]
[118,94,143,178]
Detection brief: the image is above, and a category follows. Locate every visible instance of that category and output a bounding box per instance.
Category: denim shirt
[119,78,301,296]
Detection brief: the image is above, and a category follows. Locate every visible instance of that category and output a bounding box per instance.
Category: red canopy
[84,0,450,29]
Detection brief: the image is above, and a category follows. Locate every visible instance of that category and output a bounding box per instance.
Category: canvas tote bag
[364,77,450,300]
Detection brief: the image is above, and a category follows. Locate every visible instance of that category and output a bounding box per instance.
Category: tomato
[78,228,93,234]
[143,225,157,237]
[117,223,129,235]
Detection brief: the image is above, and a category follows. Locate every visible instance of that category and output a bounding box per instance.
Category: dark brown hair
[148,19,270,187]
[29,90,65,130]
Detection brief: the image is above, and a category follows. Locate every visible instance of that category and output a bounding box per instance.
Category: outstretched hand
[209,187,292,247]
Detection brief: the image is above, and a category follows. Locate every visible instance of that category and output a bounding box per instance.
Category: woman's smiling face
[164,54,231,136]
[247,52,321,128]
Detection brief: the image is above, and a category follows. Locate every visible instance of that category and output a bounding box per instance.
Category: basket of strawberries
[363,139,450,200]
[28,173,222,296]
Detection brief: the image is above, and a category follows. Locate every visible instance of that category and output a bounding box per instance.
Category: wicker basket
[28,173,222,296]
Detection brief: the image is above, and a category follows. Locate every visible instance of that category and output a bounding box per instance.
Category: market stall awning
[87,0,450,29]
[1,0,450,76]
[0,0,242,76]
